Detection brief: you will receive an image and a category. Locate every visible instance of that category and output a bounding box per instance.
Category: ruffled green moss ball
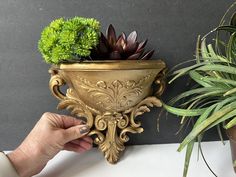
[38,17,100,64]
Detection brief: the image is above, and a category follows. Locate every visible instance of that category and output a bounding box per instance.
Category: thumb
[63,125,90,143]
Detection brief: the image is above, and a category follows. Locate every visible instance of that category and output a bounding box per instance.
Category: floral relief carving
[76,74,152,111]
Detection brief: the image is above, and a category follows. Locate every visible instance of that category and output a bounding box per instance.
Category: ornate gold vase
[49,60,166,164]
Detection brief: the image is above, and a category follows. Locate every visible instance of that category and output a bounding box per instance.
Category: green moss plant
[38,17,100,64]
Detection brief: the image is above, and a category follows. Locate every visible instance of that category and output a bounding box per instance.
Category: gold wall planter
[49,60,166,164]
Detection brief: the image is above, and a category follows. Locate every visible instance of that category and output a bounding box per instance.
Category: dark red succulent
[91,24,154,60]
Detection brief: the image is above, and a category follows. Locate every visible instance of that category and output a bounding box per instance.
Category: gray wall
[0,0,234,149]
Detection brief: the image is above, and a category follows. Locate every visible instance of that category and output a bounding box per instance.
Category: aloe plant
[163,2,236,177]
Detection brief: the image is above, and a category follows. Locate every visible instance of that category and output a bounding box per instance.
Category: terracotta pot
[227,125,236,173]
[48,60,166,164]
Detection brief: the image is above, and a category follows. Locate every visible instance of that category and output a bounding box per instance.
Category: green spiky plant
[162,2,236,177]
[38,17,100,64]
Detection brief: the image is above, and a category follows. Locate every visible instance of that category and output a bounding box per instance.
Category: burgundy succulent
[91,24,154,60]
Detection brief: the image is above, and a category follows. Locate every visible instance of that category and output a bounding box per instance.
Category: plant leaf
[183,141,194,177]
[225,117,236,129]
[127,31,137,44]
[140,50,154,60]
[189,71,212,87]
[169,61,222,84]
[168,87,221,106]
[163,103,207,117]
[178,101,236,152]
[182,103,217,177]
[196,64,236,75]
[106,24,117,47]
[201,39,210,58]
[224,87,236,96]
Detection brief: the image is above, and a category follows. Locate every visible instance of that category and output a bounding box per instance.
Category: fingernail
[80,125,89,134]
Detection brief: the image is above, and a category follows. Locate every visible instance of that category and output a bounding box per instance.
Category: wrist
[0,151,19,177]
[7,148,31,177]
[7,143,47,177]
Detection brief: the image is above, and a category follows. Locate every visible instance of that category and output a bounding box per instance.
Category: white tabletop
[33,141,235,177]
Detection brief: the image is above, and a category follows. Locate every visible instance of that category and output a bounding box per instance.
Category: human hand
[7,112,92,177]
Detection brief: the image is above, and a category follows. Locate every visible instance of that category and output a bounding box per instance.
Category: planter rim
[53,60,166,70]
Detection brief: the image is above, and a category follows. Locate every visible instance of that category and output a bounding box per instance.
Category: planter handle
[154,68,167,97]
[49,68,66,101]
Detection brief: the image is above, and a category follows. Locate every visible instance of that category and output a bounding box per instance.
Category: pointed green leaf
[178,101,236,152]
[163,103,206,117]
[196,64,236,75]
[183,141,194,177]
[225,117,236,129]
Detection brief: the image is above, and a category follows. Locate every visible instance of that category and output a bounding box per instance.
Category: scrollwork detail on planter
[120,96,162,142]
[154,68,167,97]
[57,88,99,128]
[49,68,66,100]
[58,93,162,163]
[76,74,152,111]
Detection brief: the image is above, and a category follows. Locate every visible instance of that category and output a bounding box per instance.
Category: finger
[41,112,85,129]
[70,136,93,145]
[63,142,87,153]
[70,139,81,145]
[78,140,93,150]
[60,115,85,128]
[62,125,90,143]
[82,136,93,144]
[70,139,92,150]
